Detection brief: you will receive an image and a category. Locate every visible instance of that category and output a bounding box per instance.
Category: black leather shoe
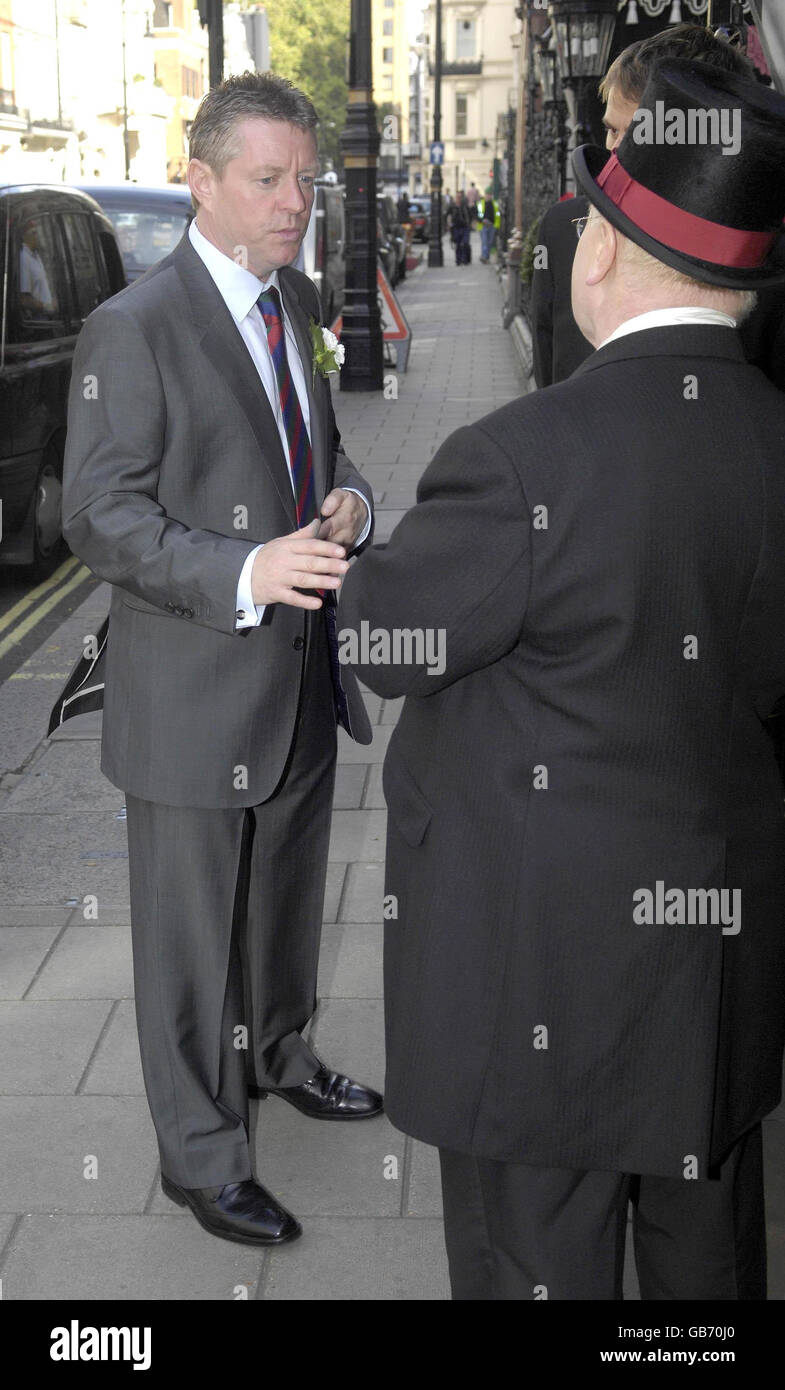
[249,1064,384,1120]
[161,1174,301,1245]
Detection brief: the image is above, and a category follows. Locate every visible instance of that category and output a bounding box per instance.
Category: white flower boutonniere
[310,319,345,386]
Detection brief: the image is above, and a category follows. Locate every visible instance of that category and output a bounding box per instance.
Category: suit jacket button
[292,636,305,650]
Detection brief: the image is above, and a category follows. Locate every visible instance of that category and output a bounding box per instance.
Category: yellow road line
[0,561,93,661]
[0,555,82,636]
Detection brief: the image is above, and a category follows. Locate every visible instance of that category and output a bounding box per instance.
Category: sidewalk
[1,236,783,1301]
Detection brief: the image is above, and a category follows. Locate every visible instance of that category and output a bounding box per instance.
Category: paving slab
[260,1217,450,1301]
[1,740,120,814]
[317,923,384,1000]
[0,809,130,907]
[249,1101,403,1218]
[327,809,386,862]
[80,1000,145,1096]
[0,1000,111,1094]
[0,1215,264,1300]
[332,764,367,810]
[0,925,61,998]
[339,862,385,923]
[26,924,134,999]
[0,1097,157,1212]
[406,1140,443,1218]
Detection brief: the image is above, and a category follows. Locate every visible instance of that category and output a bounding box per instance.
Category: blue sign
[430,141,445,166]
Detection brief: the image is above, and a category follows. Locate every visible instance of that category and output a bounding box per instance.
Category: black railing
[429,59,482,77]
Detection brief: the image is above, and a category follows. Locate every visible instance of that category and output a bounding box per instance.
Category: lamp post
[548,0,617,147]
[340,0,384,390]
[197,0,225,89]
[428,0,444,267]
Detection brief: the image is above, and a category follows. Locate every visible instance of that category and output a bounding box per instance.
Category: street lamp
[548,0,617,144]
[339,0,384,390]
[428,0,444,267]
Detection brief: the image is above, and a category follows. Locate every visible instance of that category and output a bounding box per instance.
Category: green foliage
[520,215,542,285]
[238,0,350,172]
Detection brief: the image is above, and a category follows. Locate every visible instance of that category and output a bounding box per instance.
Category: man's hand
[317,488,367,549]
[251,520,349,610]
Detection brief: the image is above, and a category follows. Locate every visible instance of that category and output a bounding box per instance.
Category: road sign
[430,141,444,166]
[330,263,412,372]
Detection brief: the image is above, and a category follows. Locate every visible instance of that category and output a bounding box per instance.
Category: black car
[0,185,126,573]
[409,197,431,242]
[77,183,194,283]
[376,195,406,285]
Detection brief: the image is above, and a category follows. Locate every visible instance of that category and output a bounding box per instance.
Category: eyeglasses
[572,215,593,240]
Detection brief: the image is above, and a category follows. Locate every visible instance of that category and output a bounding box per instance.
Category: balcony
[429,59,483,77]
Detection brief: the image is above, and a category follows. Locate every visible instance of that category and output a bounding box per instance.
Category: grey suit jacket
[62,231,373,808]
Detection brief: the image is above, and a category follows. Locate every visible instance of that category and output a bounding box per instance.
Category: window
[383,47,393,63]
[456,93,468,137]
[382,74,393,91]
[384,0,394,6]
[12,214,68,343]
[60,214,102,320]
[100,205,192,277]
[383,20,393,35]
[182,66,200,99]
[456,18,476,61]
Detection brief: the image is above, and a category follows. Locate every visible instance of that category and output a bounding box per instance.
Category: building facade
[416,0,518,197]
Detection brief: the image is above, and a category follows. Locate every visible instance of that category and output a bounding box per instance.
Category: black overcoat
[340,325,785,1178]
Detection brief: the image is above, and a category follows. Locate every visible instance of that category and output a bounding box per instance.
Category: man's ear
[585,218,617,288]
[187,159,214,212]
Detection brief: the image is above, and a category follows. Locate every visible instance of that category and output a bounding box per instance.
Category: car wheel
[30,451,65,578]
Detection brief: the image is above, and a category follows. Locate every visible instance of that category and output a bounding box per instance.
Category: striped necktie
[256,283,352,734]
[256,284,317,525]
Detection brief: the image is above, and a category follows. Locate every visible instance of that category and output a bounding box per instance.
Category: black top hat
[572,57,785,288]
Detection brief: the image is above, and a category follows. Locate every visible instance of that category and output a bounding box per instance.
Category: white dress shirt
[597,306,737,351]
[187,219,370,629]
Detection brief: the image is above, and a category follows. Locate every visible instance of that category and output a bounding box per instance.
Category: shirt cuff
[341,488,372,548]
[236,544,265,629]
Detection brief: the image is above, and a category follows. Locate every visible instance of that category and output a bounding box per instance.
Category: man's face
[602,86,640,151]
[190,117,318,278]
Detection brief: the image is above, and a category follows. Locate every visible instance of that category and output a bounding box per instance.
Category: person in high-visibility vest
[480,187,496,263]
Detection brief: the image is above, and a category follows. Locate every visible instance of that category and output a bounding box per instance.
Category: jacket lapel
[173,232,297,525]
[279,267,328,507]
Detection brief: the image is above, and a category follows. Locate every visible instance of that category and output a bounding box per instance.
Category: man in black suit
[340,60,785,1298]
[530,23,785,392]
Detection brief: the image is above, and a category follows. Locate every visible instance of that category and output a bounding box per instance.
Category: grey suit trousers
[125,610,337,1187]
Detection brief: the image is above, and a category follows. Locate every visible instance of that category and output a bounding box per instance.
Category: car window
[11,212,70,344]
[60,212,104,320]
[100,205,191,275]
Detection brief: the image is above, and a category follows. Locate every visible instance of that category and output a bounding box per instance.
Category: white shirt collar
[188,217,278,324]
[597,307,737,352]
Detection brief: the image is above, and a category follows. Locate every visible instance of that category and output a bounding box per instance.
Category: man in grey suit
[62,72,382,1247]
[341,60,785,1297]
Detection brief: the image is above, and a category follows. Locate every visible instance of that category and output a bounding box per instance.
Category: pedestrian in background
[480,188,496,263]
[451,190,471,266]
[397,188,412,253]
